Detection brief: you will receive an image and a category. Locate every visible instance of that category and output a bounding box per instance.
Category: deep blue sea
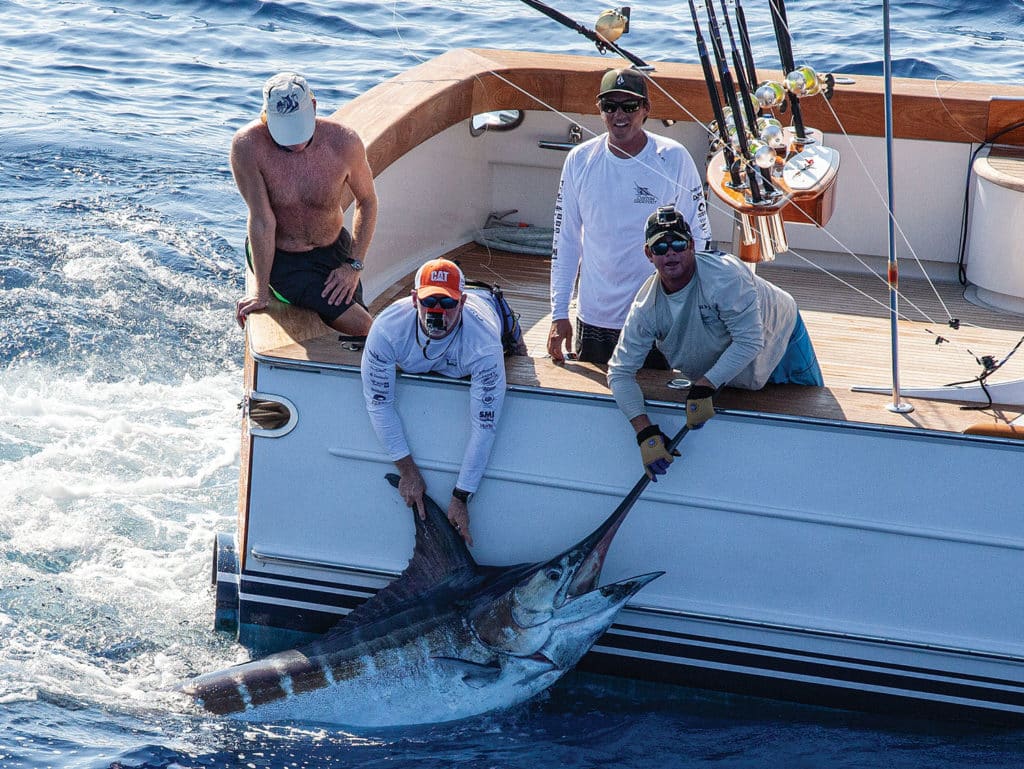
[3,1,1024,767]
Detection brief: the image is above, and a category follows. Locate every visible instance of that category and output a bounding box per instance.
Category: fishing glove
[686,385,716,429]
[636,424,680,482]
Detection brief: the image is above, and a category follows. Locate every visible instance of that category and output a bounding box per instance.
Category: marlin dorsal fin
[324,474,480,635]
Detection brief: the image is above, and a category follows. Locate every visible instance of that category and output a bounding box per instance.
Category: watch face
[348,258,364,271]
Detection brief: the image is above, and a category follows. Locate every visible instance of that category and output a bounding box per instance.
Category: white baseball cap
[262,73,315,146]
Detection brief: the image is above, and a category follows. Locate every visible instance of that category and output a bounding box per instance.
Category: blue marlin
[180,474,662,727]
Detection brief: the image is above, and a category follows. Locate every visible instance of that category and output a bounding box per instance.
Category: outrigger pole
[767,0,807,141]
[515,0,648,68]
[881,0,912,413]
[687,0,741,187]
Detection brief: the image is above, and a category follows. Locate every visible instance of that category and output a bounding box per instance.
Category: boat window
[470,109,524,137]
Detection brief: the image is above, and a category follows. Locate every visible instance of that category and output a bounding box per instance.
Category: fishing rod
[703,0,764,202]
[686,0,741,187]
[715,0,777,190]
[733,0,758,92]
[768,0,808,141]
[515,0,648,68]
[716,0,758,133]
[716,0,780,191]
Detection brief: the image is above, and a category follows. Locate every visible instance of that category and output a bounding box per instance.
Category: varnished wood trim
[964,423,1024,440]
[974,147,1024,192]
[332,48,1024,190]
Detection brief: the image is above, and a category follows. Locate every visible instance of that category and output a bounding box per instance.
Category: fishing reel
[785,65,836,100]
[594,7,630,49]
[756,66,836,109]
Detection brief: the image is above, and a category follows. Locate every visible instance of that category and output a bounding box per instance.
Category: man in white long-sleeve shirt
[361,258,505,545]
[608,205,822,481]
[548,67,712,366]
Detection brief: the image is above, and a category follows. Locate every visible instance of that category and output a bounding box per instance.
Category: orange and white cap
[414,259,465,300]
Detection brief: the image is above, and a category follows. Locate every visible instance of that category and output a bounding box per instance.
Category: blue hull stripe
[230,576,1024,718]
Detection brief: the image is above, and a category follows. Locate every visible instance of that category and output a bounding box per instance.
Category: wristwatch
[345,257,364,271]
[452,487,473,504]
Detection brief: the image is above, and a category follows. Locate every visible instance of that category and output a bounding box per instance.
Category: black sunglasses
[419,295,459,309]
[599,99,643,114]
[650,235,692,256]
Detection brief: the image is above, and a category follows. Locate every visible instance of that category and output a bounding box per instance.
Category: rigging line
[779,238,1012,366]
[814,92,957,324]
[772,242,996,367]
[931,75,986,144]
[385,3,889,267]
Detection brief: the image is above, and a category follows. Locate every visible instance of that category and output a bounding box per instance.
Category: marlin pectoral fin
[432,656,503,688]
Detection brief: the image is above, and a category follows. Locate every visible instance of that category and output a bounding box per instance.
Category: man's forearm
[350,196,378,263]
[247,215,276,300]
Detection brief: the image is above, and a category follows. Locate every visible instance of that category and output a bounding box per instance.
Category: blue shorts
[768,311,823,386]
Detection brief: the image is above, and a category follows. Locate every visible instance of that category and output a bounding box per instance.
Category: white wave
[0,363,248,711]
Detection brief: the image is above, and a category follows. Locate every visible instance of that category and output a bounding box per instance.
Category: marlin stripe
[197,683,247,715]
[329,656,367,682]
[242,667,289,706]
[283,659,330,693]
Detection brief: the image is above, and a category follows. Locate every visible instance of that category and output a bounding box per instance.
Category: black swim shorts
[574,317,670,369]
[247,229,366,324]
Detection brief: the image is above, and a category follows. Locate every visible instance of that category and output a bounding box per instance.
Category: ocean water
[2,1,1024,767]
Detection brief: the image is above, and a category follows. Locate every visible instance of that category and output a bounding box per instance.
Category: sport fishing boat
[212,3,1024,722]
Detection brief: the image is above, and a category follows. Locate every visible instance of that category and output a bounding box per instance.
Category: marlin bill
[180,474,662,727]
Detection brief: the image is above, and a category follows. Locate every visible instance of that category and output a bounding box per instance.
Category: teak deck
[249,243,1024,436]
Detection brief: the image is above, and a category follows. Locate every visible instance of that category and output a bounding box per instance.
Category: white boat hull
[216,354,1024,720]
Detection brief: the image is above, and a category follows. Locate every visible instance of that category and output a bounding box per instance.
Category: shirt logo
[633,182,657,205]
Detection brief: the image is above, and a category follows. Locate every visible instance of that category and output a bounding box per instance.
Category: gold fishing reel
[595,7,630,47]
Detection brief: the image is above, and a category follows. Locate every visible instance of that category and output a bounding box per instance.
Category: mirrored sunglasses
[599,99,643,114]
[419,295,459,309]
[651,235,692,256]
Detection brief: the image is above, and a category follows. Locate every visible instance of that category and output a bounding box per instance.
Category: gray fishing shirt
[608,251,797,420]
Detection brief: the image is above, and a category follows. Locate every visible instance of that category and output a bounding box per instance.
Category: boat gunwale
[249,345,1024,449]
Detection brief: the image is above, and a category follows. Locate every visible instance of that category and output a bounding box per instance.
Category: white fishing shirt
[608,251,797,420]
[550,131,712,329]
[361,294,506,493]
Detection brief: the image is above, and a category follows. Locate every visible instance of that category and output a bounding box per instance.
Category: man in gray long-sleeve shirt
[608,205,822,481]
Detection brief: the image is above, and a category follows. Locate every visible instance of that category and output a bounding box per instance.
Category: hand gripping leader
[636,424,681,481]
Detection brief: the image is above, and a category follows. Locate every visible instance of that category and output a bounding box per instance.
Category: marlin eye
[545,568,562,581]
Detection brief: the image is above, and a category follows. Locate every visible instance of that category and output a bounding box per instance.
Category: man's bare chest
[262,151,348,211]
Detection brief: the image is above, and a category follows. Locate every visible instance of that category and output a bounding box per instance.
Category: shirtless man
[232,72,378,334]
